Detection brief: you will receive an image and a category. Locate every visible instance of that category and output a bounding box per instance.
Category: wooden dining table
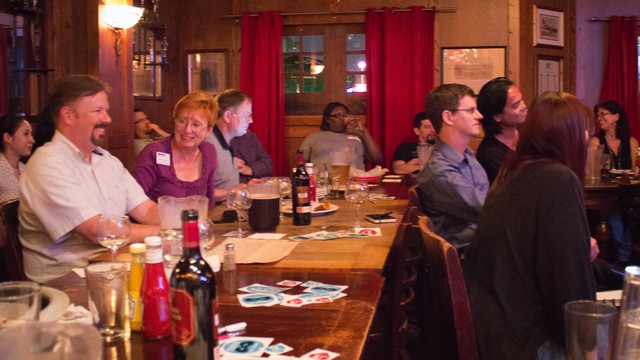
[45,180,412,359]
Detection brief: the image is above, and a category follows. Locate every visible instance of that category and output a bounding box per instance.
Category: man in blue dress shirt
[417,84,489,249]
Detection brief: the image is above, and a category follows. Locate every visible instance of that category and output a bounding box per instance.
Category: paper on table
[72,268,86,278]
[247,233,287,240]
[209,237,298,264]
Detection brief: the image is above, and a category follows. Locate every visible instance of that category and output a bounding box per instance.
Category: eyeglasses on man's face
[450,107,478,115]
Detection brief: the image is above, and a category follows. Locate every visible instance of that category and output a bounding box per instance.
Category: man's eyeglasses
[450,107,477,115]
[233,112,253,120]
[596,112,612,118]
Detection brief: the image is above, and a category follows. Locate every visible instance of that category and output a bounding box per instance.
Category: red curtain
[365,7,435,169]
[0,28,9,115]
[599,16,639,141]
[240,11,286,176]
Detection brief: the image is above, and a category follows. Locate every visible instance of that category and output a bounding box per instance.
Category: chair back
[418,217,478,360]
[402,205,434,230]
[408,186,422,211]
[0,199,26,281]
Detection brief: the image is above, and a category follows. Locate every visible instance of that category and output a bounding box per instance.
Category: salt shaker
[614,266,640,359]
[223,243,236,271]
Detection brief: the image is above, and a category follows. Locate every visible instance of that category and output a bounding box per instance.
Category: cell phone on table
[365,213,397,224]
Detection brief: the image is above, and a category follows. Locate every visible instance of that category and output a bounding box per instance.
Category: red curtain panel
[599,16,639,141]
[240,11,286,176]
[365,6,435,170]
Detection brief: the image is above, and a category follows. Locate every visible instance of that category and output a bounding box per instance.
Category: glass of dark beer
[248,180,281,232]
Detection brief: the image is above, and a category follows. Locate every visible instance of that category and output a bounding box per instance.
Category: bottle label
[296,205,311,214]
[296,186,309,203]
[170,289,195,346]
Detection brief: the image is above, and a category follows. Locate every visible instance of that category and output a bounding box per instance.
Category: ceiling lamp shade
[103,5,143,30]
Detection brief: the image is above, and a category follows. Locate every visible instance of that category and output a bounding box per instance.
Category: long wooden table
[46,266,384,359]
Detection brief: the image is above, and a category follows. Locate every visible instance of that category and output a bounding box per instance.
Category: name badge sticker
[156,152,170,166]
[347,135,362,142]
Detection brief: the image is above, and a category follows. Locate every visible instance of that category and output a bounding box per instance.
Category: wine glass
[226,187,253,237]
[97,214,131,261]
[345,180,369,229]
[278,177,292,219]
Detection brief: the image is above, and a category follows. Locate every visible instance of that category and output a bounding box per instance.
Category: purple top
[132,137,217,208]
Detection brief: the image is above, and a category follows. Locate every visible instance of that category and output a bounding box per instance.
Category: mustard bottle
[128,243,146,332]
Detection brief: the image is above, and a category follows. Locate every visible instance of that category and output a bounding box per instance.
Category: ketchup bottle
[141,236,171,339]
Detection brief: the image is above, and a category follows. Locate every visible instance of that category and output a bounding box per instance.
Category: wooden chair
[364,222,424,360]
[417,217,478,360]
[408,185,425,213]
[0,199,26,281]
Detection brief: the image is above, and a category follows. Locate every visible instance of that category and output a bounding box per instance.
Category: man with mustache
[19,74,161,283]
[417,83,489,250]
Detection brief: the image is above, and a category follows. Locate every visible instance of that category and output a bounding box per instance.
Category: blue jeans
[609,211,632,263]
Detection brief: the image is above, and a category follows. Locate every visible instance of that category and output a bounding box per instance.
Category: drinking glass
[0,281,41,321]
[97,215,131,261]
[278,177,292,219]
[226,187,253,237]
[345,180,369,229]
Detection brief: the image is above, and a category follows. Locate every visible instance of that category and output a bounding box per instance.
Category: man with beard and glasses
[19,75,161,283]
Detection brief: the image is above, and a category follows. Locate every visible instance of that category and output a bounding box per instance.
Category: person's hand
[589,237,600,262]
[148,123,161,132]
[247,178,263,185]
[344,115,364,134]
[406,158,420,166]
[234,157,253,176]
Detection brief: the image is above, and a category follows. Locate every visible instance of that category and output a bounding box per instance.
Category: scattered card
[265,342,294,355]
[238,283,290,294]
[277,280,303,287]
[237,293,281,307]
[354,227,382,236]
[301,281,324,287]
[304,284,349,294]
[300,348,340,360]
[219,336,274,357]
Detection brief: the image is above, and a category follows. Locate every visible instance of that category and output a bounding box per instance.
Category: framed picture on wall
[441,46,507,94]
[533,6,564,48]
[187,50,228,95]
[535,55,563,95]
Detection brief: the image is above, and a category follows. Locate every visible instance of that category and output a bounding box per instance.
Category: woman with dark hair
[0,113,35,202]
[465,92,597,359]
[589,100,638,169]
[300,102,383,170]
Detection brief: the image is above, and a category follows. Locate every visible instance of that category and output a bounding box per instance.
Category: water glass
[345,180,369,229]
[614,266,640,359]
[0,322,102,359]
[97,214,131,261]
[160,228,183,271]
[86,262,129,342]
[565,300,617,360]
[316,172,329,201]
[329,174,342,199]
[0,281,41,321]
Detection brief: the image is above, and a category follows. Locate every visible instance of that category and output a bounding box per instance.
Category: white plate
[609,169,634,175]
[283,204,339,216]
[40,286,70,321]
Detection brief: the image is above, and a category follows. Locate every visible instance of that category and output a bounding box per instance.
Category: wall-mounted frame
[535,55,563,95]
[441,46,507,94]
[533,6,564,48]
[187,50,228,95]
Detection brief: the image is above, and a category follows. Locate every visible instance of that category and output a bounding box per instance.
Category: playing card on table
[300,348,340,360]
[278,294,307,307]
[237,293,282,307]
[265,342,294,355]
[219,336,274,357]
[277,279,303,287]
[304,284,348,294]
[301,280,323,287]
[238,283,290,294]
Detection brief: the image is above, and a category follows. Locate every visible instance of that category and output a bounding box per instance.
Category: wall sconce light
[103,5,144,58]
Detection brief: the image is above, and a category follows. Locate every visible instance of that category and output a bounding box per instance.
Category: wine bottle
[292,150,311,225]
[141,236,171,339]
[128,243,146,332]
[170,210,220,360]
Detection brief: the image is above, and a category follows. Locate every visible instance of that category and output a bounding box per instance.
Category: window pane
[346,54,367,72]
[284,55,300,73]
[283,36,300,53]
[303,75,324,93]
[302,35,323,52]
[284,75,300,94]
[347,33,365,51]
[303,55,324,74]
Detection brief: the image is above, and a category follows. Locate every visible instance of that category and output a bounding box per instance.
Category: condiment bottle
[128,243,146,332]
[170,210,220,360]
[305,163,317,203]
[141,236,171,339]
[223,243,236,271]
